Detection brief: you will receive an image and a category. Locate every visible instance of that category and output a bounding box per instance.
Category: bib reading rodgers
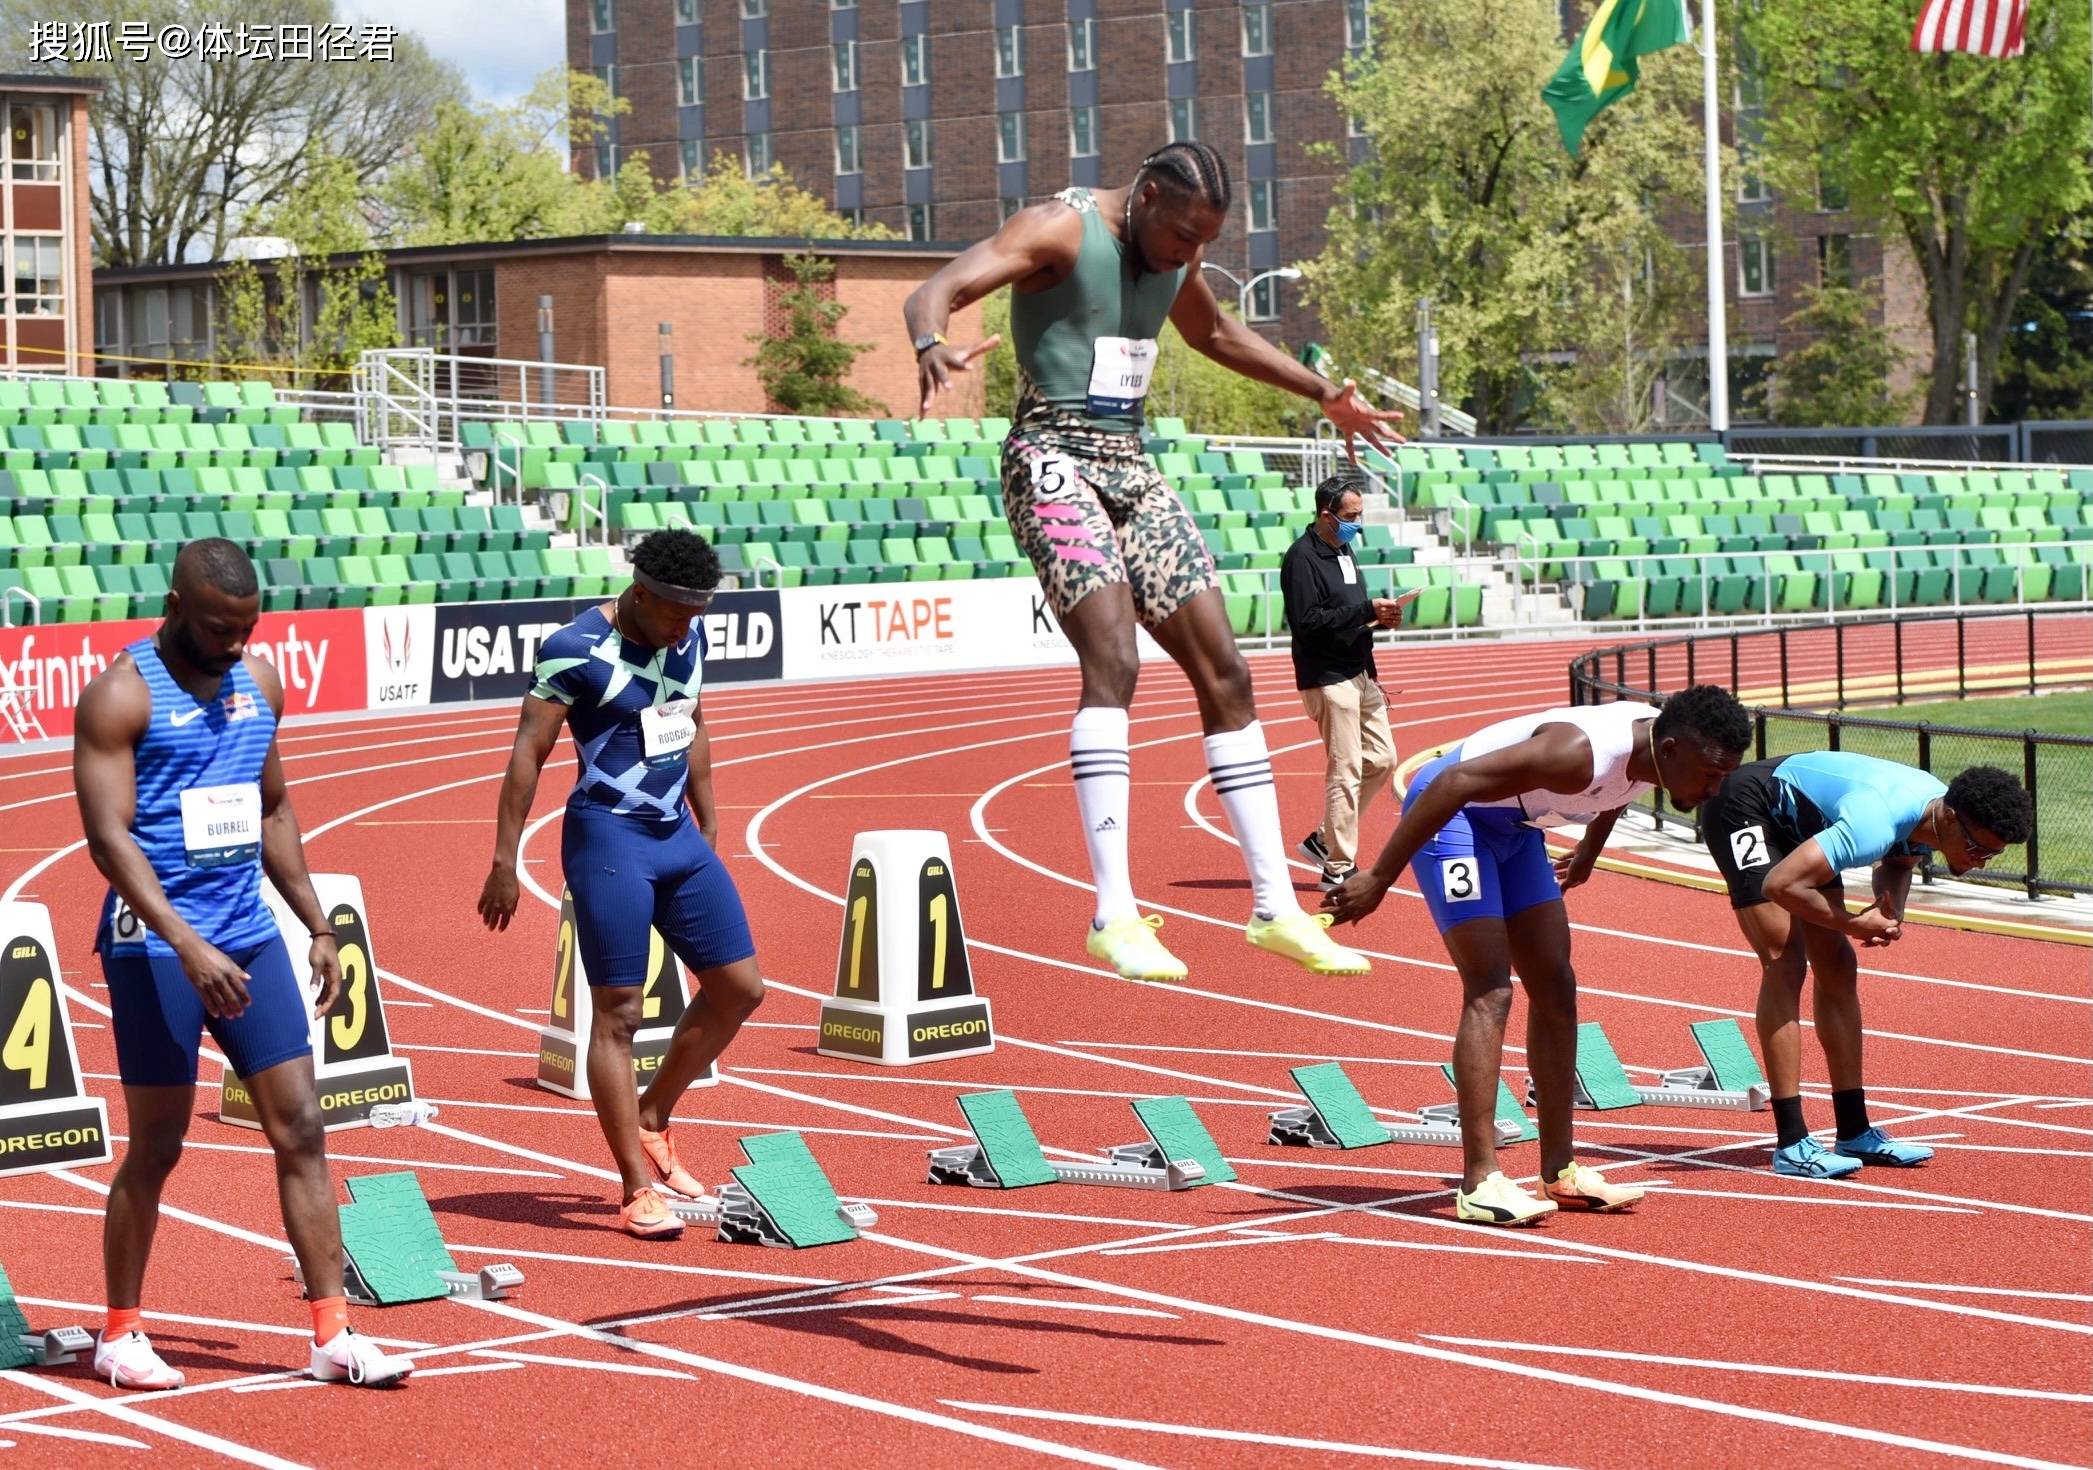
[179,783,263,868]
[1086,336,1158,417]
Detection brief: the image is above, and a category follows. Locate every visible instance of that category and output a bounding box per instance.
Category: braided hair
[1136,140,1231,212]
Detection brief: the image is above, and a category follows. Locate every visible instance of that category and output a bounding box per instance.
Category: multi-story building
[0,73,100,376]
[572,2,1925,425]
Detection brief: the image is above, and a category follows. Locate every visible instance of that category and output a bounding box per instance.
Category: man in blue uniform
[479,529,763,1238]
[1699,752,2033,1178]
[74,539,413,1390]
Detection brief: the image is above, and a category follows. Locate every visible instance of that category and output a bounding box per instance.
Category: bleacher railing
[1569,607,2093,900]
[1,585,39,629]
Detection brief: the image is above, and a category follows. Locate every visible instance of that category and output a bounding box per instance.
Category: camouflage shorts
[999,391,1218,630]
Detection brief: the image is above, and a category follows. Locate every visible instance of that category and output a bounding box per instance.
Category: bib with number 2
[1086,336,1157,416]
[640,699,697,767]
[179,783,262,869]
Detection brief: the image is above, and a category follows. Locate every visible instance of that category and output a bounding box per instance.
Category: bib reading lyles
[1086,336,1157,418]
[640,699,697,766]
[178,783,262,869]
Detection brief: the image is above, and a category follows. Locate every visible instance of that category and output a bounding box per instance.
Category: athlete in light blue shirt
[1701,750,2033,1179]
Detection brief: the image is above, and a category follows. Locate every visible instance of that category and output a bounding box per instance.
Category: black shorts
[1700,759,1840,910]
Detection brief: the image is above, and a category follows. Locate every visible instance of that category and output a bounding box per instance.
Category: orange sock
[103,1305,143,1341]
[309,1296,349,1346]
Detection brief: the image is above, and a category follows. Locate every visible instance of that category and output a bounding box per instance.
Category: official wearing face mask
[1278,474,1411,891]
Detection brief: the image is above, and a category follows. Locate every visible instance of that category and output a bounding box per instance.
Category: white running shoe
[310,1328,415,1387]
[93,1330,185,1391]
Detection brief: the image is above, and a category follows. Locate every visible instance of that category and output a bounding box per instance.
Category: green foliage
[1742,0,2093,423]
[743,253,884,416]
[1766,283,1915,426]
[1993,212,2093,421]
[1309,0,1708,434]
[979,290,1019,419]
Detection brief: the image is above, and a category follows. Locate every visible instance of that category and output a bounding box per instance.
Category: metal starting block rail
[292,1171,526,1306]
[931,1090,1206,1190]
[1524,1020,1770,1113]
[1267,1062,1521,1150]
[14,1326,92,1367]
[668,1132,874,1248]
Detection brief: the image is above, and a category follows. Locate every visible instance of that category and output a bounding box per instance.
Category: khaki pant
[1299,673,1396,873]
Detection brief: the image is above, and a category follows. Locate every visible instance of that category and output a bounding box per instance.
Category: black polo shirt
[1278,523,1378,691]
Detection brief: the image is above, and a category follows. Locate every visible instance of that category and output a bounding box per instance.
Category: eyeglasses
[1950,807,2004,860]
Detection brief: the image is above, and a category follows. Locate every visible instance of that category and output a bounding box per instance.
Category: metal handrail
[1,585,40,628]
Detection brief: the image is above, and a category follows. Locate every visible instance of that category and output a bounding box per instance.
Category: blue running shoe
[1771,1136,1863,1179]
[1835,1126,1934,1167]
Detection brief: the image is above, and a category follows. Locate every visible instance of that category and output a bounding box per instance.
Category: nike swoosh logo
[169,706,208,726]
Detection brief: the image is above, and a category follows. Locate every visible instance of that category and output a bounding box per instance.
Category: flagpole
[1701,0,1730,433]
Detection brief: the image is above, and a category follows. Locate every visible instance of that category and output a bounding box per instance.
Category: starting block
[0,1262,91,1369]
[290,1172,524,1306]
[1525,1020,1769,1112]
[1417,1064,1540,1143]
[1102,1096,1236,1186]
[667,1132,877,1247]
[1270,1063,1523,1150]
[930,1090,1205,1190]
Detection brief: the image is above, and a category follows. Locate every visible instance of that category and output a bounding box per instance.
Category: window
[1247,274,1279,322]
[680,138,700,179]
[13,237,61,317]
[593,142,613,179]
[904,118,931,169]
[1345,0,1369,50]
[674,0,695,22]
[836,124,861,174]
[908,203,933,241]
[593,63,617,100]
[137,288,168,351]
[588,0,612,32]
[8,103,59,182]
[833,40,857,91]
[1068,17,1095,71]
[745,132,771,175]
[739,0,765,15]
[95,289,118,350]
[1817,150,1849,212]
[1735,37,1765,108]
[453,269,495,347]
[832,0,855,8]
[998,111,1026,163]
[1000,195,1025,222]
[1248,179,1275,233]
[1070,104,1099,157]
[1241,2,1271,56]
[902,32,929,86]
[1818,234,1853,288]
[1739,237,1773,297]
[1737,130,1766,203]
[677,57,701,107]
[839,205,864,227]
[743,49,768,99]
[1348,110,1366,139]
[1166,8,1195,63]
[1170,97,1196,142]
[997,25,1023,77]
[1245,91,1273,144]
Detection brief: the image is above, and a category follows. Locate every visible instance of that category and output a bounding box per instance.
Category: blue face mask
[1333,516,1362,546]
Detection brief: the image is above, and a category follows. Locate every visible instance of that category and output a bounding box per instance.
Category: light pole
[1199,263,1302,320]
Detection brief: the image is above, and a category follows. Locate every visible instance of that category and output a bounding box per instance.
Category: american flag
[1911,0,2030,57]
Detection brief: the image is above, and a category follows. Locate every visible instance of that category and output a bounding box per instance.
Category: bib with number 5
[1086,336,1158,417]
[640,699,697,767]
[179,783,262,869]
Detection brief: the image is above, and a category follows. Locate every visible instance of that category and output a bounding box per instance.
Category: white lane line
[469,1349,696,1380]
[445,1243,840,1288]
[1311,1234,1610,1264]
[1421,1336,2093,1405]
[0,1371,311,1470]
[405,1362,527,1380]
[968,1295,1179,1320]
[943,1401,1585,1470]
[0,1420,151,1448]
[1097,1233,1340,1257]
[1058,1040,1450,1070]
[16,1298,430,1351]
[1603,1185,1980,1214]
[134,1136,563,1181]
[698,1292,962,1322]
[1835,1278,2093,1304]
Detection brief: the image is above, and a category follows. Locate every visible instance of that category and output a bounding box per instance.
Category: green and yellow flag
[1542,0,1693,157]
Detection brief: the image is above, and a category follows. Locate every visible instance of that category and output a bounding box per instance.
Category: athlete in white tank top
[1455,701,1654,829]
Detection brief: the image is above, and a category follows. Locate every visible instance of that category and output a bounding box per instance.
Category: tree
[1992,212,2093,422]
[1308,0,1708,434]
[1743,0,2092,423]
[743,253,883,416]
[379,73,595,246]
[9,0,460,266]
[1765,283,1915,426]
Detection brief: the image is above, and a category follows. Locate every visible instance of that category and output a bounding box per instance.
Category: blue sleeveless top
[96,638,282,958]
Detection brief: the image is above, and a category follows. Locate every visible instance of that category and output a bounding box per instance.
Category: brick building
[91,235,985,419]
[572,0,1928,425]
[0,73,100,376]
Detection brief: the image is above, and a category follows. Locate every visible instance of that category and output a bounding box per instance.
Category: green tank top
[1010,188,1187,433]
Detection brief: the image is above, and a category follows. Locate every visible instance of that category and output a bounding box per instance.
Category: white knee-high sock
[1205,720,1297,920]
[1071,706,1135,926]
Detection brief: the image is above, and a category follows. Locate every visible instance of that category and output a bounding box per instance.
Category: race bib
[108,895,145,950]
[640,699,697,766]
[1729,825,1771,870]
[179,783,262,869]
[1030,453,1081,502]
[1086,336,1157,417]
[1441,857,1482,904]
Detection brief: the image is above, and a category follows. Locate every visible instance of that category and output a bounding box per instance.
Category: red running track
[0,635,2087,1470]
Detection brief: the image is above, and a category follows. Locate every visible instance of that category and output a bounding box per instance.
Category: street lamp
[1200,263,1302,320]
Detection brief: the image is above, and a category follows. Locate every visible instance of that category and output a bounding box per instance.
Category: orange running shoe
[637,1124,706,1198]
[1543,1162,1646,1212]
[620,1186,684,1239]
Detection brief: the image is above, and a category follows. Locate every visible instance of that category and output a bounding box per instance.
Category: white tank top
[1453,701,1654,828]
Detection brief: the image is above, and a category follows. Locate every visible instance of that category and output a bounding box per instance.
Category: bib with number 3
[640,699,697,767]
[179,783,262,869]
[1086,336,1158,416]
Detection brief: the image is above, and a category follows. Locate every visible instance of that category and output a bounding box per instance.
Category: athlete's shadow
[426,1187,624,1235]
[109,1331,288,1379]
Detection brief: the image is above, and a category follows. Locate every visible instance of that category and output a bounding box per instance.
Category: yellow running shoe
[1455,1172,1558,1226]
[1246,911,1371,976]
[1085,914,1189,982]
[1543,1162,1646,1212]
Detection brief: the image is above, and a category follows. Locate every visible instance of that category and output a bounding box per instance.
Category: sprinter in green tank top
[904,142,1403,983]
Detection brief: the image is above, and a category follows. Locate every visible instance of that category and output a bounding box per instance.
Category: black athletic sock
[1832,1087,1871,1141]
[1771,1094,1809,1148]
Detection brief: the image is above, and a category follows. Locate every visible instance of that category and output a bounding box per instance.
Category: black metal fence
[1568,607,2093,899]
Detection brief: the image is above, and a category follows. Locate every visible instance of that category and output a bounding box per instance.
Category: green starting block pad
[0,1262,90,1369]
[667,1132,878,1246]
[1419,1064,1540,1144]
[1270,1062,1515,1149]
[1527,1021,1769,1112]
[1103,1097,1236,1186]
[292,1172,524,1306]
[1525,1022,1644,1112]
[931,1090,1205,1190]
